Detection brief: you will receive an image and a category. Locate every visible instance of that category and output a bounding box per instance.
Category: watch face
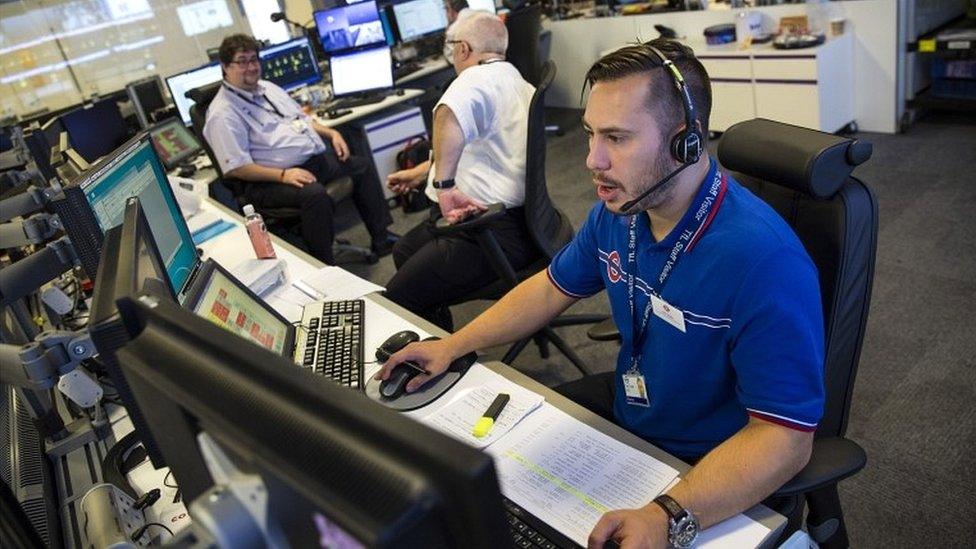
[672,516,699,548]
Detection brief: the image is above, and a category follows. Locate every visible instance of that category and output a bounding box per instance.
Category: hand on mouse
[437,188,486,224]
[374,338,457,393]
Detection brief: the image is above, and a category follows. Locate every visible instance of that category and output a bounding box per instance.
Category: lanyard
[626,169,727,372]
[224,84,289,120]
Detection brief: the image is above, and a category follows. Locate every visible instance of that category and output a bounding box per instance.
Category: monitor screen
[391,0,448,42]
[149,118,202,170]
[188,261,291,356]
[59,99,130,163]
[114,294,513,546]
[329,46,393,97]
[313,1,385,54]
[467,0,497,14]
[79,137,198,297]
[259,36,321,91]
[165,63,223,126]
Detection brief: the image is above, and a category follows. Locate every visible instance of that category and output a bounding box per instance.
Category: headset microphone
[619,161,694,214]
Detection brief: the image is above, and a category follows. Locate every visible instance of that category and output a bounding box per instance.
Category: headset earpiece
[645,43,701,165]
[671,127,702,165]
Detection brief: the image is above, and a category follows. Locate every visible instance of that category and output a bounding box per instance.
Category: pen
[472,393,510,438]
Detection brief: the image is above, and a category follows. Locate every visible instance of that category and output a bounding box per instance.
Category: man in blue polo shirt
[376,40,824,548]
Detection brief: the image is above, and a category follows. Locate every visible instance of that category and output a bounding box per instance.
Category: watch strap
[433,178,455,189]
[653,494,686,520]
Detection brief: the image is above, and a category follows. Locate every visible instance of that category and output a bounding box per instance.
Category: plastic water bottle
[243,204,276,259]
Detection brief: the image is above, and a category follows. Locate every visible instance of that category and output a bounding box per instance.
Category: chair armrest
[587,316,622,341]
[772,437,866,497]
[429,203,507,235]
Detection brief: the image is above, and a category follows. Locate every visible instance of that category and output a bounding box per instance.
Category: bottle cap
[243,204,255,216]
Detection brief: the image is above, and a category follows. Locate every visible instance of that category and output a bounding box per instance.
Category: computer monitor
[113,293,513,546]
[391,0,448,42]
[329,45,393,97]
[51,134,199,290]
[259,36,321,91]
[88,197,175,467]
[148,118,202,171]
[164,63,223,126]
[313,1,386,54]
[183,259,294,356]
[468,0,497,14]
[59,98,130,163]
[126,75,168,129]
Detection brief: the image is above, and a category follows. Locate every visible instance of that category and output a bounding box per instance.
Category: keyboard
[503,497,577,549]
[327,93,388,110]
[299,299,364,390]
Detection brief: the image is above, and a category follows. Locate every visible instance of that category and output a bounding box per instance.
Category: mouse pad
[365,371,464,411]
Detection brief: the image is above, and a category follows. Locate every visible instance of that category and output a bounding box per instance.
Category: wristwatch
[432,178,455,190]
[653,494,699,548]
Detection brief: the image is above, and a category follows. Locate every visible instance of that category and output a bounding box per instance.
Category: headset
[619,43,704,214]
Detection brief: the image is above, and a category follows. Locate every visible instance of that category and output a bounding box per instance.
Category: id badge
[623,372,650,407]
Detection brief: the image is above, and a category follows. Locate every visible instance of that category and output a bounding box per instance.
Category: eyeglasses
[229,57,260,66]
[444,39,466,57]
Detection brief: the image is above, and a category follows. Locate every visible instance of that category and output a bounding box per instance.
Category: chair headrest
[717,119,872,199]
[185,81,222,106]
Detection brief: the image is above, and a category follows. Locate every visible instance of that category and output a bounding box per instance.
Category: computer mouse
[375,330,420,363]
[379,361,423,400]
[178,164,197,177]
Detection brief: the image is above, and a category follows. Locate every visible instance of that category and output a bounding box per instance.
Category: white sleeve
[435,71,494,142]
[203,109,253,174]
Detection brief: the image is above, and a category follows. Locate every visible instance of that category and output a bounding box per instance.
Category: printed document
[407,363,544,448]
[486,403,680,546]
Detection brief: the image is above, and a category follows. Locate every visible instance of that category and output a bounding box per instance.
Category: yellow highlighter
[472,393,510,438]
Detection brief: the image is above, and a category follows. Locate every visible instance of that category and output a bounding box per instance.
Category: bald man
[383,13,537,330]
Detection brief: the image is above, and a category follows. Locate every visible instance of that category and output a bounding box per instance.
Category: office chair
[588,118,877,548]
[429,61,607,376]
[504,2,564,136]
[186,83,377,264]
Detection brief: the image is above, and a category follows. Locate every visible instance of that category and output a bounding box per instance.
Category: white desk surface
[119,197,785,546]
[314,88,425,128]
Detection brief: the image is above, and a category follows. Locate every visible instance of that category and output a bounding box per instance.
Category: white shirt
[204,80,326,173]
[426,60,535,208]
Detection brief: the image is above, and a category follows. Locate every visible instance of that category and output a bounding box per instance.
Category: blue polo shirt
[548,159,825,458]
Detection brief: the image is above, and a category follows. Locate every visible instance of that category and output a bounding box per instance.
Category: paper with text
[486,404,680,546]
[420,384,544,448]
[300,266,384,300]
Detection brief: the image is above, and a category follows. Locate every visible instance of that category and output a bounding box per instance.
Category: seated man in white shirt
[204,34,397,264]
[384,13,538,330]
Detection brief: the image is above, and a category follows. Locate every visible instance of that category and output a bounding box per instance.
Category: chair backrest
[504,3,542,86]
[718,119,878,438]
[186,82,224,178]
[522,60,575,259]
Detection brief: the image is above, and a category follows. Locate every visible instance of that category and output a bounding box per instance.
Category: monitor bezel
[164,62,223,126]
[258,36,322,91]
[313,0,386,55]
[182,258,296,359]
[328,45,394,98]
[389,0,449,43]
[148,116,203,170]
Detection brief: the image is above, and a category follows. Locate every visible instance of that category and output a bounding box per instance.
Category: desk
[114,198,786,546]
[313,88,425,128]
[395,57,452,86]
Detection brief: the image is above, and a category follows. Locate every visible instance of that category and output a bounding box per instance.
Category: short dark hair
[218,34,261,66]
[446,0,469,11]
[584,39,712,141]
